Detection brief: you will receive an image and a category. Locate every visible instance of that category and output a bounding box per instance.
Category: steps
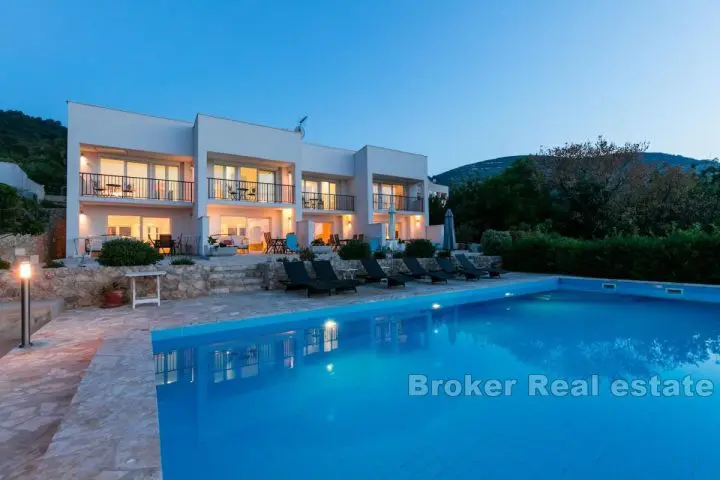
[207,264,265,295]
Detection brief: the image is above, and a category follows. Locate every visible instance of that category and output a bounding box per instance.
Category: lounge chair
[360,258,412,288]
[285,233,299,253]
[282,261,333,296]
[311,260,358,293]
[455,254,506,278]
[436,256,479,281]
[403,257,454,283]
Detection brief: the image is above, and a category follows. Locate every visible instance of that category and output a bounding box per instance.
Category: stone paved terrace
[0,273,548,479]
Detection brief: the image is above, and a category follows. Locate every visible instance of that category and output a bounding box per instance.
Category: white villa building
[65,102,448,256]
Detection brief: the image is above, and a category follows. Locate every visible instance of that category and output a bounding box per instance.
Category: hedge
[97,239,163,266]
[502,230,720,284]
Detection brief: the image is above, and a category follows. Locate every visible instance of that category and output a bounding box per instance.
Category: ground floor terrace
[72,202,436,257]
[0,274,538,479]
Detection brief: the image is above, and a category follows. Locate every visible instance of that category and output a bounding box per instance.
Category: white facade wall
[66,103,438,256]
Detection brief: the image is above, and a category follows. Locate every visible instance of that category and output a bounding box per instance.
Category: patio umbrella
[387,203,396,243]
[443,209,456,251]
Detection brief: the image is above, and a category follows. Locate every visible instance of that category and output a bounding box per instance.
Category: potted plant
[102,281,124,308]
[310,238,332,254]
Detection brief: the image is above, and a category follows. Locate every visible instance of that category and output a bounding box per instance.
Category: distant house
[0,162,45,200]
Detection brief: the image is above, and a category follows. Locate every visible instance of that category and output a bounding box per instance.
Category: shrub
[311,238,325,246]
[44,260,64,268]
[456,224,479,243]
[403,239,436,258]
[436,249,451,258]
[481,230,513,255]
[373,251,386,260]
[97,239,163,266]
[299,247,316,262]
[392,251,404,259]
[338,240,371,260]
[502,229,720,284]
[171,257,195,266]
[0,259,9,270]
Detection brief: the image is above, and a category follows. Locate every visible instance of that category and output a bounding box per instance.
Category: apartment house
[65,102,447,256]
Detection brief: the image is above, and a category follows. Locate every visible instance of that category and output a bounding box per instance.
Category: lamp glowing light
[80,154,87,165]
[19,261,32,280]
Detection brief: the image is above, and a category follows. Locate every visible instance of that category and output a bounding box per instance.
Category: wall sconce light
[80,154,87,165]
[347,221,352,229]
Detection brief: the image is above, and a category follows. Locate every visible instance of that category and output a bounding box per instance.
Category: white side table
[124,271,167,309]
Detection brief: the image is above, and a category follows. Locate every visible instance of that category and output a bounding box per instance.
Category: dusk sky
[1,0,718,174]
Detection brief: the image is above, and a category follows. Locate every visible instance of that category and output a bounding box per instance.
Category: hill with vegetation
[434,152,715,186]
[0,110,67,194]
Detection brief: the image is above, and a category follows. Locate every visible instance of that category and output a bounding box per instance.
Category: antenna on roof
[294,116,308,139]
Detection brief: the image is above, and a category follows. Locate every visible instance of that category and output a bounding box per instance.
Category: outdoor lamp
[18,261,33,347]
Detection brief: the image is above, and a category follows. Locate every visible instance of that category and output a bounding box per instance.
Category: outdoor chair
[455,254,506,278]
[360,258,413,288]
[403,257,453,284]
[436,256,479,280]
[311,260,358,293]
[282,261,333,297]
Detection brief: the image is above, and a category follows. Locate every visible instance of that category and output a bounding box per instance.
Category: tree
[428,193,447,225]
[0,184,47,234]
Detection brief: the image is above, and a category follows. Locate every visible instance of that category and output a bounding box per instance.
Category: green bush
[373,250,386,260]
[97,239,163,266]
[299,247,316,262]
[170,257,195,266]
[403,239,436,258]
[502,229,720,284]
[481,230,513,255]
[338,240,371,260]
[436,249,452,258]
[311,238,325,246]
[44,260,64,268]
[0,259,9,270]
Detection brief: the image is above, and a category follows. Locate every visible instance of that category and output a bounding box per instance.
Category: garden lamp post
[18,261,33,348]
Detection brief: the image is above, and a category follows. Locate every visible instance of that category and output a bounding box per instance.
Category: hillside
[0,110,67,194]
[434,152,716,186]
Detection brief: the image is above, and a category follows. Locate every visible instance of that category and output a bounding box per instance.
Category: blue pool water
[153,287,720,479]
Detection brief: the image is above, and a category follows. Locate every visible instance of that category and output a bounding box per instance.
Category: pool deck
[0,274,548,479]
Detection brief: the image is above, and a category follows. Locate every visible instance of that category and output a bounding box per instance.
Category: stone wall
[0,233,48,264]
[0,263,263,309]
[0,254,501,310]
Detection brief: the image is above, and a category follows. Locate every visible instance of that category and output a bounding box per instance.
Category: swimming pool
[153,279,720,479]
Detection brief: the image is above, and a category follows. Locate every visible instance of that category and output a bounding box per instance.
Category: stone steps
[207,265,264,295]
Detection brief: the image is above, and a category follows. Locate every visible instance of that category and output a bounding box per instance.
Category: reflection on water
[153,291,720,479]
[155,292,720,392]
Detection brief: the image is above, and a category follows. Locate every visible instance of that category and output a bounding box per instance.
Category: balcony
[80,173,193,202]
[373,194,423,212]
[302,192,355,211]
[208,178,294,204]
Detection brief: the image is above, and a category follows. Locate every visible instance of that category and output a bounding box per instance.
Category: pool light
[326,363,334,373]
[433,328,439,334]
[504,292,513,297]
[432,303,441,310]
[324,319,337,329]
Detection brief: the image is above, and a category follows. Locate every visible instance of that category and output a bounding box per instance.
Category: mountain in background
[0,110,67,194]
[433,152,717,186]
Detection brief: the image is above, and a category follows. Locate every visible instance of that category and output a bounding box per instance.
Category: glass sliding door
[258,170,275,203]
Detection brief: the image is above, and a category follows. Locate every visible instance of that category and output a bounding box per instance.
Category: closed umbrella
[443,209,456,251]
[388,203,396,243]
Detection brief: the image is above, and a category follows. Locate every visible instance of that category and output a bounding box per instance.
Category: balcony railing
[302,192,355,211]
[373,194,424,212]
[208,178,295,204]
[80,173,193,202]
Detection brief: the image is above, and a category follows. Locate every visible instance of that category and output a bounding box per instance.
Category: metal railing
[301,192,355,211]
[373,194,424,212]
[207,178,295,204]
[80,173,193,202]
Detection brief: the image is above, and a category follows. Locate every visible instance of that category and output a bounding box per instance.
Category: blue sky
[1,0,718,174]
